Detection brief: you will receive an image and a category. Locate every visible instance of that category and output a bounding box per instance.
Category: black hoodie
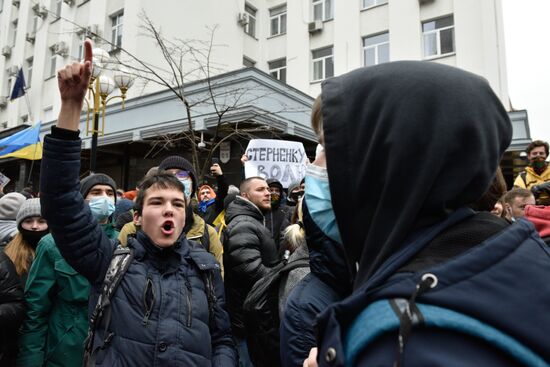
[321,61,512,288]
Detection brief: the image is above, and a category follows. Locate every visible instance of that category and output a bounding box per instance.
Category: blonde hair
[4,233,36,276]
[281,199,305,254]
[311,95,324,146]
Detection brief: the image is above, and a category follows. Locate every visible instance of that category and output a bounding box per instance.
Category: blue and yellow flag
[0,122,42,160]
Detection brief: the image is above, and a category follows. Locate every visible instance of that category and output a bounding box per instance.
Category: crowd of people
[1,39,549,366]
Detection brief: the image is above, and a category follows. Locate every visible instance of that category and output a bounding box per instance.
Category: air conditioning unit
[53,41,68,57]
[308,20,323,34]
[1,46,12,57]
[32,3,48,18]
[238,12,249,26]
[26,32,36,44]
[76,24,100,38]
[12,0,20,8]
[7,65,19,76]
[63,0,74,5]
[0,97,7,109]
[88,24,100,36]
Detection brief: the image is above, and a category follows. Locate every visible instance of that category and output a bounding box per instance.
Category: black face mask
[20,228,49,248]
[290,190,305,202]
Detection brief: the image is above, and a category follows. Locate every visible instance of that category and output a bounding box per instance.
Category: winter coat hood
[321,61,512,288]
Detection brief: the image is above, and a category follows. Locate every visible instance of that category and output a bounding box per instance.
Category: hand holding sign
[243,139,308,188]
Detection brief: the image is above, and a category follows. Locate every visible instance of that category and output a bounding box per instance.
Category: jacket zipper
[185,279,192,327]
[142,276,155,326]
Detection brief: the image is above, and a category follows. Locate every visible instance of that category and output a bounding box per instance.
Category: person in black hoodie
[265,178,290,249]
[301,62,550,367]
[280,140,352,367]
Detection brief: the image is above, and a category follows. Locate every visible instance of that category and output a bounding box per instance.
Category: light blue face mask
[179,178,192,200]
[304,164,342,243]
[89,196,115,222]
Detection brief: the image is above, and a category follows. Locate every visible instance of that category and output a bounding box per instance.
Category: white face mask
[89,196,115,222]
[179,178,192,200]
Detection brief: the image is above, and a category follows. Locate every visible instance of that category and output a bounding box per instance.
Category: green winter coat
[17,224,118,367]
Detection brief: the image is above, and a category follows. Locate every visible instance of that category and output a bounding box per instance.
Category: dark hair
[311,95,324,145]
[134,172,185,215]
[503,188,534,206]
[137,167,160,191]
[239,176,266,194]
[469,167,507,212]
[526,140,549,156]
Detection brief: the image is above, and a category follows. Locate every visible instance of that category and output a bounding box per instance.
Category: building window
[48,48,57,78]
[243,56,256,68]
[43,106,53,122]
[51,0,62,19]
[312,46,333,81]
[422,15,454,58]
[269,58,286,83]
[270,4,286,36]
[363,32,389,67]
[313,0,333,21]
[11,20,17,46]
[76,33,86,60]
[6,78,12,96]
[362,0,388,9]
[26,57,33,87]
[29,14,39,33]
[244,4,256,38]
[111,12,123,49]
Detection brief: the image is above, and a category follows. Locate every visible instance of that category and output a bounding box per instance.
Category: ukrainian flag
[0,122,42,160]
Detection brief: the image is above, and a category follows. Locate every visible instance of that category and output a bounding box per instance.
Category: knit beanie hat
[158,155,198,197]
[16,198,42,229]
[80,173,117,202]
[0,192,27,220]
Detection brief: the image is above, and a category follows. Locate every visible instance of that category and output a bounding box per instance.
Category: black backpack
[83,243,217,367]
[243,257,309,367]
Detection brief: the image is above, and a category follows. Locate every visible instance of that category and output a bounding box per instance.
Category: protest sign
[0,172,10,188]
[244,139,308,188]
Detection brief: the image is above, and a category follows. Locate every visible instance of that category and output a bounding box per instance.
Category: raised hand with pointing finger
[56,39,93,131]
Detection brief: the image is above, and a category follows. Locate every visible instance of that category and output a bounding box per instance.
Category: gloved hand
[531,181,550,197]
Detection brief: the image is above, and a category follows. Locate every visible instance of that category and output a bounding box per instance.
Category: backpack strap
[188,249,220,328]
[344,299,547,367]
[521,171,528,187]
[83,244,134,367]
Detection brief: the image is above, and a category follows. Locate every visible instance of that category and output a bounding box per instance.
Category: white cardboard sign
[244,139,308,188]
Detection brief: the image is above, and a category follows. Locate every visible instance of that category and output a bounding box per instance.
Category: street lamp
[84,48,135,173]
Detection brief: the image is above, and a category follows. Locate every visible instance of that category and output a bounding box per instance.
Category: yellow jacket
[118,213,224,278]
[514,166,550,205]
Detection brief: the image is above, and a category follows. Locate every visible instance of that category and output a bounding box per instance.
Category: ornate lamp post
[84,48,135,173]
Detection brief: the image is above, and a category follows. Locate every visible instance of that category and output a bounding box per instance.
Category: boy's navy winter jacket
[40,130,237,366]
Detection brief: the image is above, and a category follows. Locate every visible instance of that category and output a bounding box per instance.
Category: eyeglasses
[175,171,191,179]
